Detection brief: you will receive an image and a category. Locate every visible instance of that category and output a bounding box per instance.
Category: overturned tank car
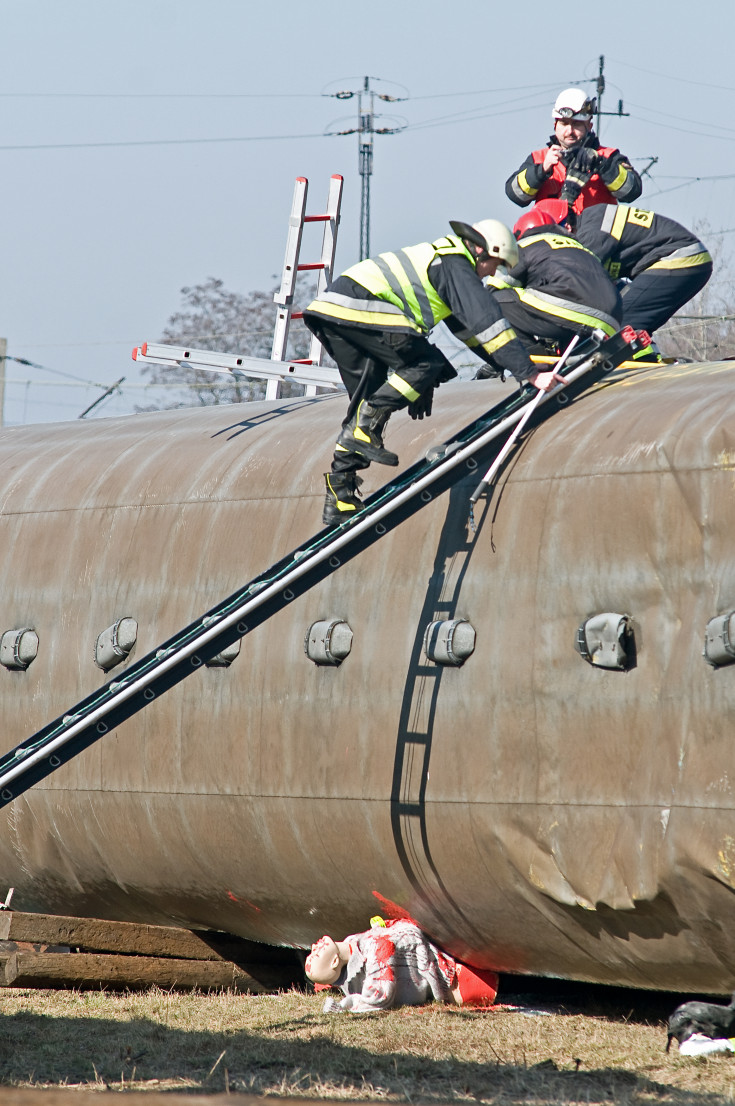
[0,360,733,993]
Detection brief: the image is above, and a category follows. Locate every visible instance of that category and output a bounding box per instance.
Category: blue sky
[1,0,734,424]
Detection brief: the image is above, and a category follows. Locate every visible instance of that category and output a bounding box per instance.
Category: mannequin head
[305,935,344,984]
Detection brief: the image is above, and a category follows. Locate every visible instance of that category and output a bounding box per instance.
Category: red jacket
[505,136,643,214]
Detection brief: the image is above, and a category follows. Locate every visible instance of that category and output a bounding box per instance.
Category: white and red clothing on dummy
[307,920,498,1014]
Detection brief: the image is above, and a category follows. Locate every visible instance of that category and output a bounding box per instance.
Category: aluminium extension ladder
[132,175,344,397]
[0,328,644,809]
[269,174,343,399]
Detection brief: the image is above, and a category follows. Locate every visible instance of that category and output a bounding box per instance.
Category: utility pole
[329,78,404,259]
[594,54,629,139]
[358,77,374,261]
[593,57,656,188]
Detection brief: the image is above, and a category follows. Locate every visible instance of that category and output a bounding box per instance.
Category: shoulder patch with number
[521,233,595,255]
[626,207,654,228]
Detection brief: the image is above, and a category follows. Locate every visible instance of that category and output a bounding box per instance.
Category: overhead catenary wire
[0,132,330,151]
[0,353,110,389]
[607,57,735,94]
[0,82,568,101]
[0,83,575,151]
[645,174,735,198]
[624,101,735,137]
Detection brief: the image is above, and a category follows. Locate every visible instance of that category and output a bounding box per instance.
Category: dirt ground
[0,977,732,1103]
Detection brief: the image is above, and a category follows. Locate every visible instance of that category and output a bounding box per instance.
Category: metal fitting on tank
[95,618,138,672]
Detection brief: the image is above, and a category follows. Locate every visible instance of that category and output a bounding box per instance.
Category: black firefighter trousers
[620,262,713,333]
[305,318,453,475]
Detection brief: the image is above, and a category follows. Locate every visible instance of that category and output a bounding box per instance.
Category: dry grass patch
[0,981,732,1102]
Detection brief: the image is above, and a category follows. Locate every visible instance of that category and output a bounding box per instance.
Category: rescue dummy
[304,918,499,1013]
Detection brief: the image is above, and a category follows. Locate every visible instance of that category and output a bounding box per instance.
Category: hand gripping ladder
[0,328,644,809]
[268,174,343,400]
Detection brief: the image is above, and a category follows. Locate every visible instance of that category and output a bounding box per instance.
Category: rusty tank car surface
[0,361,733,993]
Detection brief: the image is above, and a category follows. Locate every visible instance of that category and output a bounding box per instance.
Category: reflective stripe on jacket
[513,287,619,336]
[576,205,712,279]
[306,236,475,333]
[508,226,622,326]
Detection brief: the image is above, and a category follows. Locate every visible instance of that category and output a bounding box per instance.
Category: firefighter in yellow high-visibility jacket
[304,219,561,526]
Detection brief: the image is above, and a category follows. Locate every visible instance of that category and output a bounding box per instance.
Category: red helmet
[534,199,571,226]
[513,209,556,239]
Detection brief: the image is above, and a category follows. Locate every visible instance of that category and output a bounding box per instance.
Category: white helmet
[552,88,596,122]
[449,218,519,269]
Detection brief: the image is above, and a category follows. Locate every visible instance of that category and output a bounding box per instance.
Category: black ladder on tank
[0,329,643,808]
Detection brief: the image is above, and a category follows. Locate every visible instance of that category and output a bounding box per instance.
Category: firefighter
[482,208,622,368]
[537,199,712,349]
[304,220,561,526]
[505,88,643,215]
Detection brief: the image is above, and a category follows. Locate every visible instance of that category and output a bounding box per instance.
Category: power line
[11,329,278,349]
[405,88,554,132]
[625,101,735,137]
[0,88,571,153]
[646,173,735,198]
[626,111,735,144]
[408,81,569,101]
[608,57,735,93]
[0,131,328,151]
[0,82,569,102]
[405,99,558,133]
[0,91,327,99]
[0,353,109,388]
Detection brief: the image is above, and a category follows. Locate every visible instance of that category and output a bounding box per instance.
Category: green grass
[0,982,732,1102]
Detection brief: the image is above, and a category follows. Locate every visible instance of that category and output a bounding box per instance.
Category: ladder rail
[0,331,640,807]
[132,342,341,390]
[269,175,343,401]
[306,174,343,379]
[268,177,309,400]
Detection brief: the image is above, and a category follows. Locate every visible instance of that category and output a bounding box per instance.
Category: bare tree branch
[137,276,318,410]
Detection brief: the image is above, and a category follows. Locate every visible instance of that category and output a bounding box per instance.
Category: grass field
[0,979,732,1103]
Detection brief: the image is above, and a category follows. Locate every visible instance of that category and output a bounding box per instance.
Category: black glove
[596,151,630,185]
[572,146,599,175]
[408,387,434,420]
[435,354,458,384]
[560,145,598,204]
[473,365,501,381]
[560,177,583,205]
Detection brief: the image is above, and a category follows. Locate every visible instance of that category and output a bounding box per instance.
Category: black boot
[323,472,364,526]
[337,400,398,466]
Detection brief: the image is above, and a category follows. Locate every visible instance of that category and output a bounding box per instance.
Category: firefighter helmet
[533,199,572,226]
[449,218,518,268]
[513,209,556,239]
[552,88,596,122]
